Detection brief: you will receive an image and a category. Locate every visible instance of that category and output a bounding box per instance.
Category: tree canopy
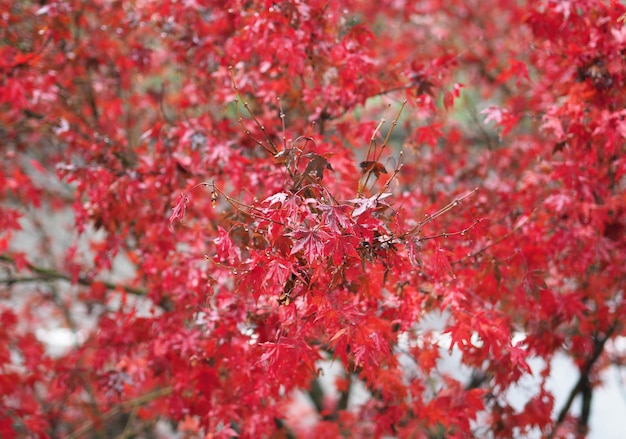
[1,0,626,437]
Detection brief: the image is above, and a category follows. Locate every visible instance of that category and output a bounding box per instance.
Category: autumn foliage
[2,0,626,437]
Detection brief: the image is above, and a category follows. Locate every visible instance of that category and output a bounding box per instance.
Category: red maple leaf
[169,193,188,224]
[288,227,330,265]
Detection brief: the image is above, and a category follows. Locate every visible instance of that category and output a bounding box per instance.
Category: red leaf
[169,193,188,224]
[349,192,392,217]
[415,124,443,147]
[12,253,30,271]
[213,227,240,265]
[29,159,46,174]
[289,227,329,264]
[320,204,352,234]
[443,90,454,111]
[434,243,455,279]
[509,344,532,374]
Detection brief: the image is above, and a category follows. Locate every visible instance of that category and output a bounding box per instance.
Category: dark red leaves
[359,160,387,177]
[294,152,334,188]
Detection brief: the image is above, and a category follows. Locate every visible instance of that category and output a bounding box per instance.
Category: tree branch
[307,376,325,414]
[273,417,298,439]
[0,254,146,297]
[307,371,352,421]
[64,386,173,439]
[549,324,617,438]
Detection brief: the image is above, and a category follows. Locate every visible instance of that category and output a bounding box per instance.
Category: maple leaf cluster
[1,0,626,438]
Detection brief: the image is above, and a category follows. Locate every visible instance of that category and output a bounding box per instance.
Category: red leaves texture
[2,0,626,438]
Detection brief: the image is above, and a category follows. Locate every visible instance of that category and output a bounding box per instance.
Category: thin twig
[402,187,479,239]
[209,183,287,227]
[158,83,175,124]
[376,100,407,161]
[229,66,278,155]
[417,218,482,242]
[358,102,406,195]
[451,210,534,265]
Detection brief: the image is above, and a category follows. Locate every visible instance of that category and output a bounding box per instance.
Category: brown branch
[371,83,411,98]
[63,386,173,439]
[548,324,617,438]
[307,371,352,421]
[0,254,146,297]
[307,376,325,414]
[273,417,298,439]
